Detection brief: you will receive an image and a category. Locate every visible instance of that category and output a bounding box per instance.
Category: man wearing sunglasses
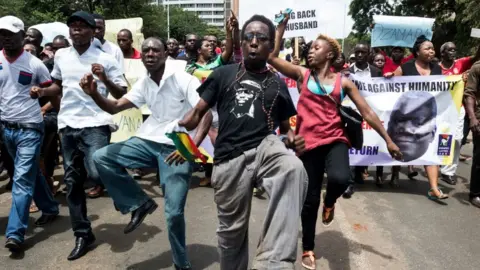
[177,14,308,270]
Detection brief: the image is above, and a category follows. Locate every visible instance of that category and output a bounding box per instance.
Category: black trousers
[0,133,14,179]
[463,113,470,146]
[470,135,480,198]
[301,142,350,251]
[350,166,384,184]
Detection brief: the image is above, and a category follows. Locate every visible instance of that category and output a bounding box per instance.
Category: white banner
[286,74,464,166]
[239,0,326,40]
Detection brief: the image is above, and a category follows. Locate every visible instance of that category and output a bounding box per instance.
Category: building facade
[150,0,231,28]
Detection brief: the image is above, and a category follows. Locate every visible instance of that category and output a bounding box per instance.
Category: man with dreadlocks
[178,14,308,270]
[268,14,402,269]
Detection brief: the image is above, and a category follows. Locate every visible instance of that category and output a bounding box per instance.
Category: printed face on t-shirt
[230,79,261,118]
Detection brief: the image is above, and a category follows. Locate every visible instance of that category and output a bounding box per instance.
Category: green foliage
[348,0,480,56]
[337,33,371,55]
[0,0,215,42]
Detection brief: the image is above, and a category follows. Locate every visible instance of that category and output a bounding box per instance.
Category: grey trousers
[212,135,308,270]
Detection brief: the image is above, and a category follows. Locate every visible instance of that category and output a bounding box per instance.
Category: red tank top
[296,70,350,152]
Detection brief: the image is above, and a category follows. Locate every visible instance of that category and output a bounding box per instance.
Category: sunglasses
[243,32,270,43]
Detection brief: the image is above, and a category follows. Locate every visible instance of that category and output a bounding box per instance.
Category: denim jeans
[2,123,59,243]
[60,126,110,237]
[93,136,192,268]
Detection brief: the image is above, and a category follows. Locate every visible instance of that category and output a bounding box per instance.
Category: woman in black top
[388,35,448,200]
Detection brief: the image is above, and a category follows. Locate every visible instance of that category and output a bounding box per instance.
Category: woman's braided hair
[316,34,342,63]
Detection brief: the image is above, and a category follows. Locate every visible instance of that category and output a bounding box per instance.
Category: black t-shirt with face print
[198,63,297,163]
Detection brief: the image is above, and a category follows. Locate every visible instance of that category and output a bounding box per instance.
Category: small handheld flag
[165,132,208,164]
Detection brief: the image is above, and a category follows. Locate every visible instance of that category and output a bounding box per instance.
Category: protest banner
[285,74,463,165]
[29,22,69,46]
[239,0,323,40]
[345,74,463,166]
[278,73,299,131]
[372,15,435,48]
[103,18,146,143]
[109,59,144,143]
[471,28,480,38]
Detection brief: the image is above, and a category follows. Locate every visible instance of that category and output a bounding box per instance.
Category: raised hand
[79,73,98,96]
[91,63,107,82]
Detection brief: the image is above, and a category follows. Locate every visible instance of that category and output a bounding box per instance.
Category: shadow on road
[314,231,395,269]
[125,243,218,270]
[94,222,162,253]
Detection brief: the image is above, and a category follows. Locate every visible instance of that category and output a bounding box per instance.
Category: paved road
[0,143,478,270]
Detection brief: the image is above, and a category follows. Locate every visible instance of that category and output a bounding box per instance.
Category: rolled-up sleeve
[465,64,480,99]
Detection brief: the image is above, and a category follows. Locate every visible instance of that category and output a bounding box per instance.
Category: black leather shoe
[124,199,158,234]
[342,185,355,199]
[175,265,192,270]
[67,234,96,261]
[441,174,457,185]
[34,214,58,227]
[5,238,22,252]
[470,197,480,208]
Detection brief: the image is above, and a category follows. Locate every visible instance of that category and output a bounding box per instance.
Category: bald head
[166,38,179,58]
[141,37,167,72]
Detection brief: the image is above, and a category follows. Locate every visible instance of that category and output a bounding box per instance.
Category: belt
[1,121,44,133]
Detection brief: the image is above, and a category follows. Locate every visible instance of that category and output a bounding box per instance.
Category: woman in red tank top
[268,15,403,270]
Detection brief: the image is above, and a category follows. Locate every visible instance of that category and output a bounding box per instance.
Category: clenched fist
[30,86,43,99]
[79,73,98,96]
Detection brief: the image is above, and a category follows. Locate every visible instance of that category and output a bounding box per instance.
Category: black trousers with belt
[470,135,480,198]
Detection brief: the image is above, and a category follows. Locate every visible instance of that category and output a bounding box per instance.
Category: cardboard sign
[372,15,435,48]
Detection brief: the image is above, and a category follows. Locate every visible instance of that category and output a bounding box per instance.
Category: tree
[0,0,215,42]
[348,0,480,56]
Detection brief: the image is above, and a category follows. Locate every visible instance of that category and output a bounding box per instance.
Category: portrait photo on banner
[343,74,463,166]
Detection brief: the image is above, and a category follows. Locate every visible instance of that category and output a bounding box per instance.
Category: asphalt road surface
[0,142,478,269]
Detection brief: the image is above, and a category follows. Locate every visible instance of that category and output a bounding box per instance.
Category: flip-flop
[427,188,449,200]
[301,251,316,270]
[29,202,39,213]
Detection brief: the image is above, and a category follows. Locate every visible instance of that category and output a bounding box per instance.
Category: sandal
[427,188,449,200]
[29,202,39,213]
[301,251,316,270]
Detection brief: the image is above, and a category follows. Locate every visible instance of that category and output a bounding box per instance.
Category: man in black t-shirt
[178,14,308,270]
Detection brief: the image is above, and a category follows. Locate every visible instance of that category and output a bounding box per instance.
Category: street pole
[167,1,170,39]
[342,1,346,51]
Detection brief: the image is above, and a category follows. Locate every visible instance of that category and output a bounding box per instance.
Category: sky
[318,0,355,39]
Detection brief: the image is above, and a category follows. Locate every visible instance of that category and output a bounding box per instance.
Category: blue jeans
[60,126,110,237]
[2,123,59,243]
[93,137,192,268]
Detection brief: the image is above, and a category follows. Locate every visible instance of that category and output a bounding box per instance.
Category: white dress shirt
[124,60,201,145]
[51,43,127,131]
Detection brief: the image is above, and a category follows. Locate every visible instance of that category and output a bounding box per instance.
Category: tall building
[150,0,229,28]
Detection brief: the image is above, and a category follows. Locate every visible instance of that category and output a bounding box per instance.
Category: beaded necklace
[228,63,281,131]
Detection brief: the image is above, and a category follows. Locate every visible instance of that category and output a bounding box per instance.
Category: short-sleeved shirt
[381,50,414,74]
[464,61,480,119]
[124,60,201,145]
[0,50,52,123]
[130,48,141,60]
[185,55,225,75]
[197,64,297,163]
[51,44,127,131]
[102,40,125,73]
[401,59,442,76]
[441,57,473,75]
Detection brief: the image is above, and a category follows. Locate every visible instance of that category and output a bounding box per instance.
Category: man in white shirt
[30,11,127,261]
[0,16,59,253]
[343,43,385,199]
[88,14,126,198]
[87,37,212,270]
[92,13,124,73]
